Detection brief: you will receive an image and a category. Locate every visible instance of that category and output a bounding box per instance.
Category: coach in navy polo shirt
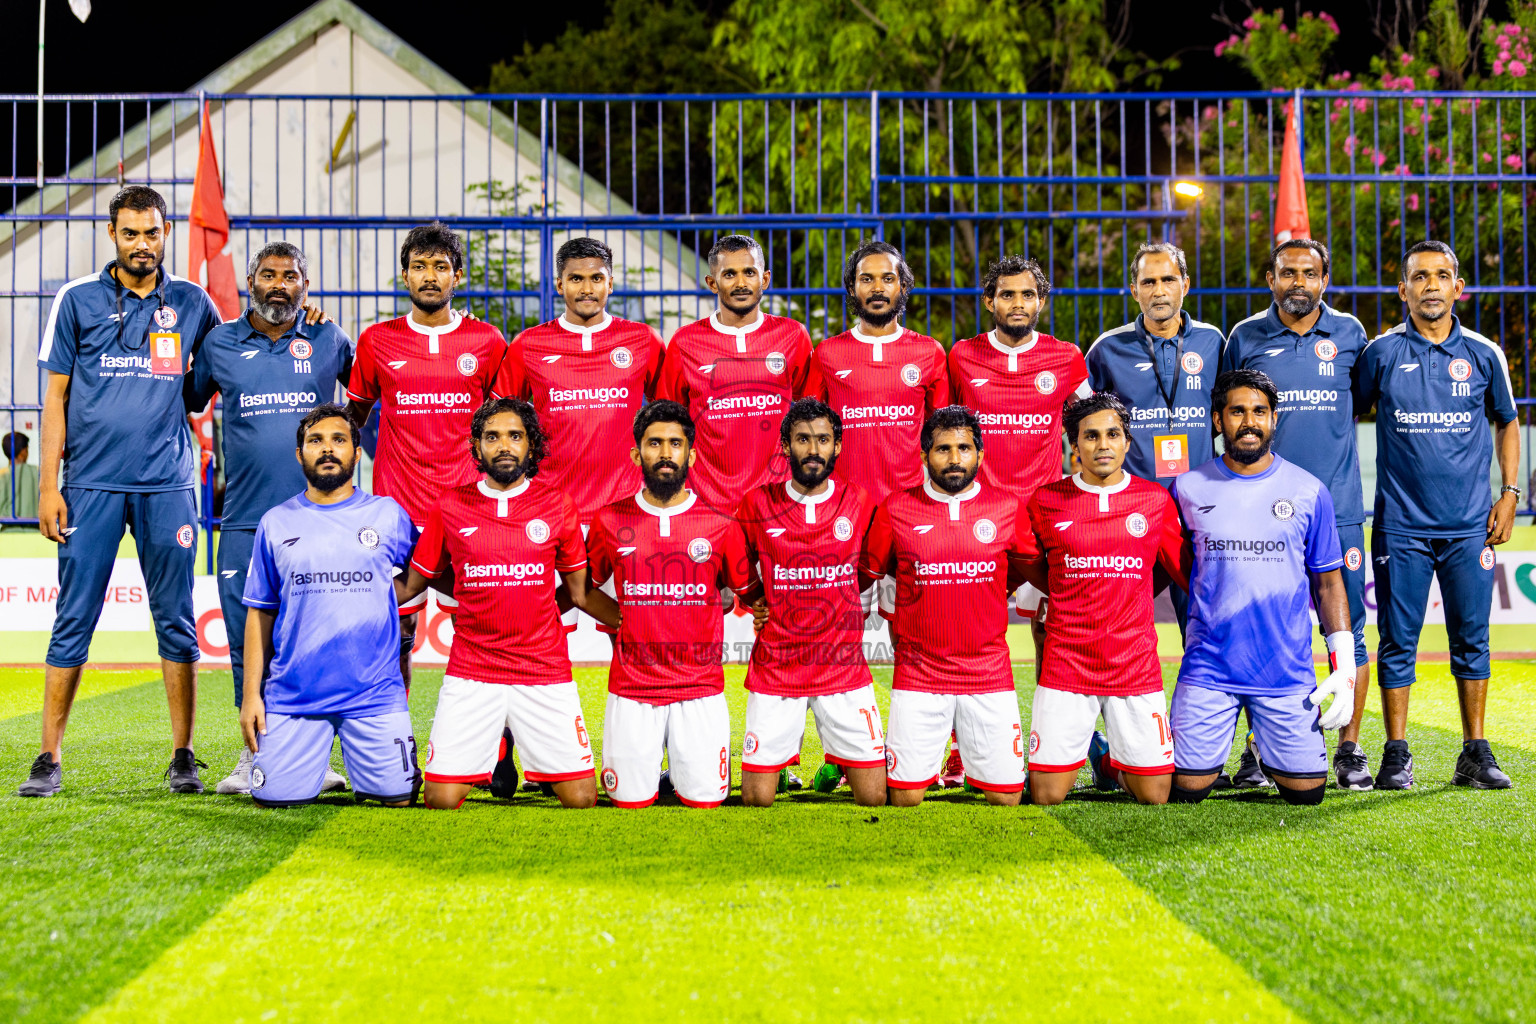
[19,186,223,798]
[1223,238,1375,791]
[184,240,354,796]
[1355,240,1519,792]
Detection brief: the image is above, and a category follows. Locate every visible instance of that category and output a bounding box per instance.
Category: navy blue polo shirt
[38,264,222,492]
[186,314,355,530]
[1222,302,1369,525]
[1086,311,1224,487]
[1354,316,1518,538]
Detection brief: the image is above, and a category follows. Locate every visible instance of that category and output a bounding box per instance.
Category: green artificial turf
[0,662,1532,1022]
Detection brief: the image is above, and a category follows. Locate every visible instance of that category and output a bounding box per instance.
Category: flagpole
[36,0,45,191]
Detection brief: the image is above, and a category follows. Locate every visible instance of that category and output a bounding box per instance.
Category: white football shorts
[600,692,730,808]
[741,685,886,773]
[423,675,594,784]
[1027,685,1174,776]
[884,689,1026,793]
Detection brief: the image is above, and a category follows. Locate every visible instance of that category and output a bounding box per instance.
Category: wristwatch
[1500,484,1522,500]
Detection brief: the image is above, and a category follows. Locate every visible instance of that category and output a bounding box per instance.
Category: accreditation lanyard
[1143,324,1190,477]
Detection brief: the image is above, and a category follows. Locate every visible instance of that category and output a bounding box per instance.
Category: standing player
[861,406,1032,806]
[399,398,621,810]
[185,241,355,795]
[1223,239,1374,790]
[659,235,818,512]
[345,223,506,686]
[587,402,755,809]
[1019,393,1188,805]
[240,404,420,807]
[1167,370,1356,806]
[734,399,885,807]
[20,186,223,798]
[1354,241,1519,790]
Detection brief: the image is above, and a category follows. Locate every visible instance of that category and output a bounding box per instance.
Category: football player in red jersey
[861,406,1033,807]
[659,235,819,513]
[345,223,506,687]
[735,398,885,807]
[1018,393,1189,806]
[398,398,620,810]
[588,401,756,808]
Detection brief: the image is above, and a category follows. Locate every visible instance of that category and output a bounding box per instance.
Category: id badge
[1153,433,1190,477]
[149,332,182,375]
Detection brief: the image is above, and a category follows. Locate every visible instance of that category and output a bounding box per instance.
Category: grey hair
[247,240,309,280]
[1128,241,1188,284]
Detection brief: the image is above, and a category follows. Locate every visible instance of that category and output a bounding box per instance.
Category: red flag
[188,102,241,321]
[1274,98,1311,242]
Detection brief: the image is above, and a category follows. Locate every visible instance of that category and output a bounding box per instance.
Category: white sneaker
[216,748,255,795]
[321,767,349,793]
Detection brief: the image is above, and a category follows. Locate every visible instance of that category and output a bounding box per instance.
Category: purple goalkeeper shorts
[1170,683,1328,779]
[251,711,420,806]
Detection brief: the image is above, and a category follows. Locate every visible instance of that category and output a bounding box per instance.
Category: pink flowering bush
[1215,8,1338,89]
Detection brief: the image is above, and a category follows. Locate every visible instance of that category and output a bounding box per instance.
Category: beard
[1278,289,1319,316]
[995,317,1035,341]
[790,450,837,488]
[720,289,761,316]
[1225,428,1273,465]
[252,290,301,326]
[479,453,531,486]
[853,291,907,328]
[302,454,355,492]
[930,462,979,494]
[411,286,451,314]
[642,458,688,501]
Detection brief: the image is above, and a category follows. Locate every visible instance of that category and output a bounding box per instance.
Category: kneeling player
[588,401,755,808]
[1168,370,1355,805]
[736,399,885,806]
[1019,394,1187,805]
[861,406,1031,806]
[241,405,421,807]
[399,398,621,810]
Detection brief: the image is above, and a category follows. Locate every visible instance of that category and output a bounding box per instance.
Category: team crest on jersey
[610,346,634,369]
[250,766,265,790]
[1481,546,1496,571]
[601,767,618,791]
[1028,730,1040,755]
[1315,339,1338,361]
[1345,547,1364,572]
[900,363,923,387]
[687,537,713,563]
[1449,358,1473,382]
[743,732,759,756]
[358,526,380,549]
[1034,370,1058,395]
[456,352,479,376]
[176,524,194,548]
[1271,499,1296,521]
[526,518,550,544]
[973,518,997,543]
[289,338,313,359]
[154,306,178,329]
[833,515,854,542]
[765,351,787,375]
[1124,512,1148,537]
[1180,351,1204,375]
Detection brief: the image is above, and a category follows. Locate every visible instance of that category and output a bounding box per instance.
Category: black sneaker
[1212,771,1234,791]
[1232,736,1273,789]
[1333,741,1375,791]
[166,748,207,794]
[18,753,61,797]
[1452,739,1513,790]
[489,728,519,799]
[658,769,675,799]
[1375,740,1414,790]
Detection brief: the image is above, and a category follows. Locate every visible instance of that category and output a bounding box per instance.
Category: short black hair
[109,185,167,226]
[1402,239,1460,281]
[1,431,27,459]
[399,222,465,274]
[471,397,548,478]
[632,399,694,446]
[982,255,1051,302]
[707,234,765,273]
[1265,238,1331,278]
[1062,392,1131,444]
[556,236,614,279]
[842,239,914,299]
[295,402,360,449]
[779,397,842,448]
[1211,369,1279,418]
[920,405,983,453]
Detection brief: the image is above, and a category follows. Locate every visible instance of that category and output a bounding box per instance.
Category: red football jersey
[492,314,664,524]
[410,478,587,686]
[658,312,819,511]
[738,479,876,698]
[812,326,950,504]
[1020,474,1188,697]
[347,311,506,525]
[948,331,1090,496]
[587,491,755,704]
[860,481,1029,694]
